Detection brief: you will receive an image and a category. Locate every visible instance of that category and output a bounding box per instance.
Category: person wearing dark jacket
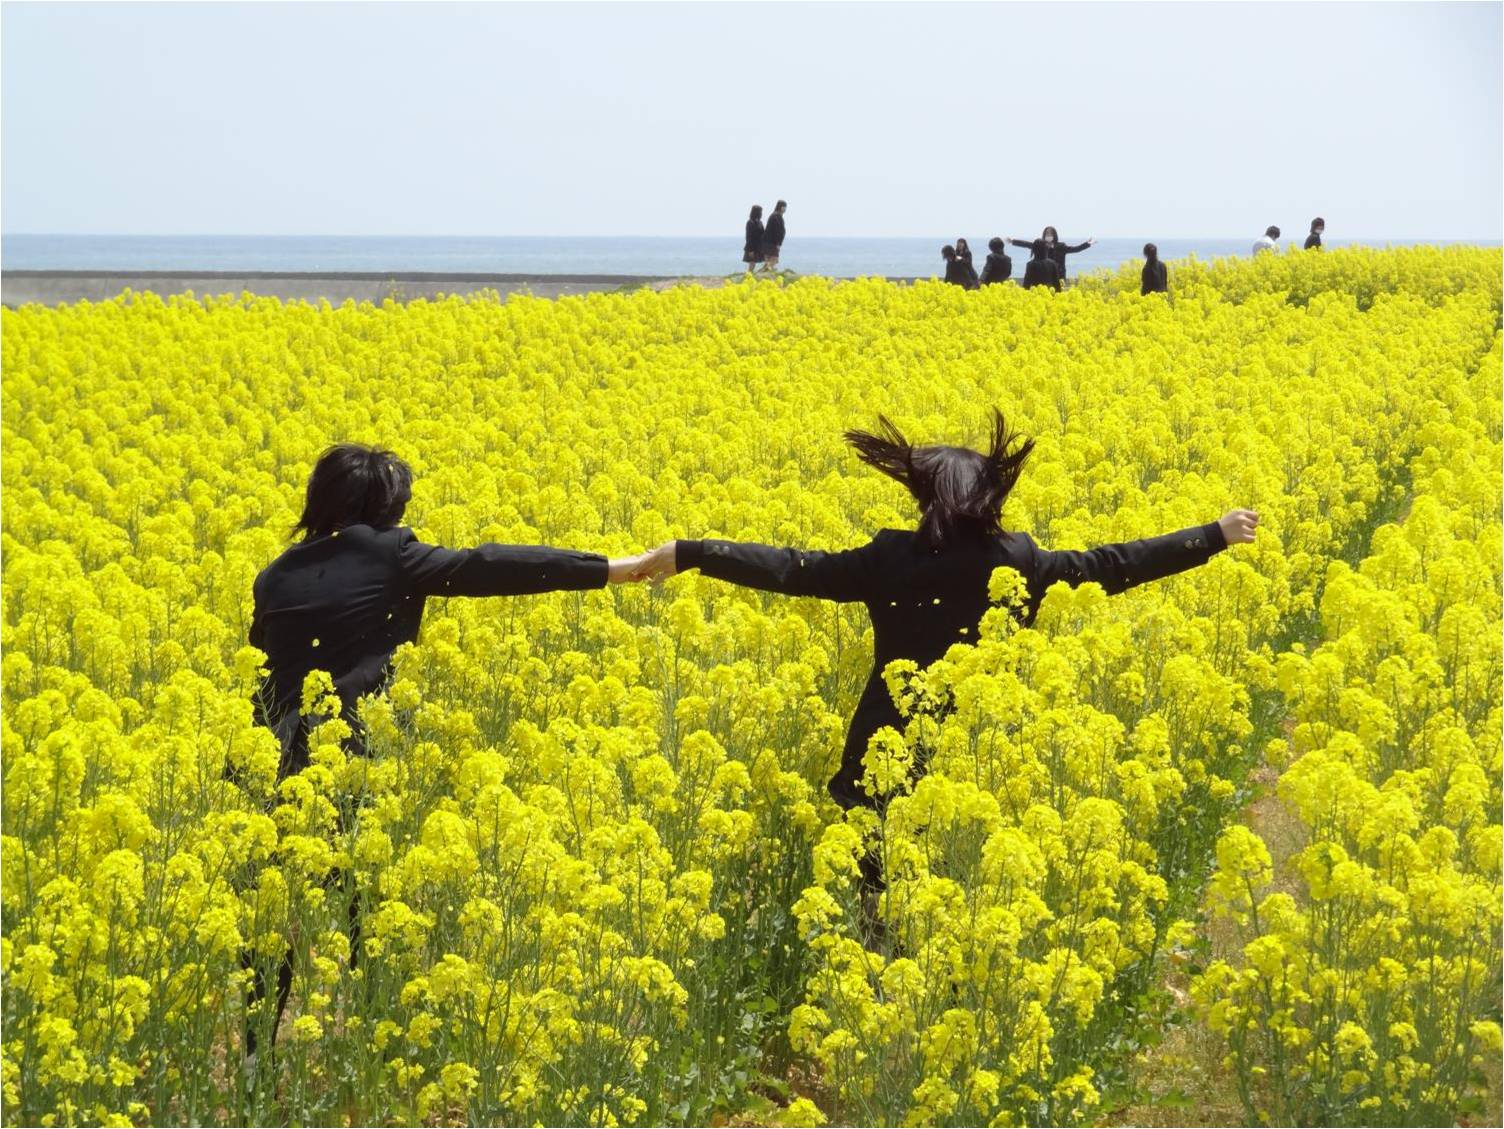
[240,442,643,1066]
[979,237,1013,285]
[941,244,977,289]
[629,412,1257,818]
[1141,243,1169,295]
[1304,217,1325,250]
[1021,242,1062,291]
[759,199,787,271]
[954,238,979,286]
[743,205,765,272]
[1008,225,1094,281]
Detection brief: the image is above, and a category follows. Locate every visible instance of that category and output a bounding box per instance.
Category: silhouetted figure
[1009,225,1094,280]
[979,237,1013,285]
[1304,217,1325,250]
[955,238,979,286]
[1141,243,1168,295]
[941,244,977,289]
[743,205,765,272]
[760,200,787,271]
[1021,242,1062,291]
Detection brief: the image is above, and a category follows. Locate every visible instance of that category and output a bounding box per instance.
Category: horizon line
[5,231,1502,243]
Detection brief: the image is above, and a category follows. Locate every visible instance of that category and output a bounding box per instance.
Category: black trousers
[242,866,362,1056]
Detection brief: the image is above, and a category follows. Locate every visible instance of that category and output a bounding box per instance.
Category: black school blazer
[676,520,1227,809]
[249,523,607,775]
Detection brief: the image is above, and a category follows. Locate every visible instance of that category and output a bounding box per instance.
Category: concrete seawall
[0,270,679,307]
[0,270,1028,307]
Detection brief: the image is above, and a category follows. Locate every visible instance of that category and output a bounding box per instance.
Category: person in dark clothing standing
[743,205,765,272]
[1009,225,1094,281]
[979,237,1013,285]
[954,238,979,286]
[941,245,978,289]
[1141,243,1169,295]
[628,412,1257,819]
[759,200,787,272]
[1304,217,1325,250]
[1021,242,1062,291]
[240,443,644,1066]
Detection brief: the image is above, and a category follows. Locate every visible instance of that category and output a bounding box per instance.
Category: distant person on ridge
[1304,217,1325,250]
[941,244,977,289]
[1021,242,1062,291]
[979,237,1013,285]
[760,200,787,272]
[955,238,979,286]
[743,205,765,272]
[1008,226,1094,281]
[1141,243,1169,295]
[1253,225,1281,255]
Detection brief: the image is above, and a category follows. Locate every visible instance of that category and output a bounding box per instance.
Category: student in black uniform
[1141,243,1169,295]
[759,200,787,271]
[743,205,765,272]
[941,244,977,289]
[629,412,1257,816]
[1009,225,1094,281]
[1021,242,1062,291]
[979,237,1013,285]
[954,238,979,287]
[241,443,644,1066]
[1304,217,1325,250]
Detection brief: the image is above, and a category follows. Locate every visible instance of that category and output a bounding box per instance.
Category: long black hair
[1143,242,1159,262]
[843,410,1035,549]
[750,204,763,221]
[293,443,413,540]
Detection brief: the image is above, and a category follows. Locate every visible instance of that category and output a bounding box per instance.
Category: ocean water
[2,233,1491,279]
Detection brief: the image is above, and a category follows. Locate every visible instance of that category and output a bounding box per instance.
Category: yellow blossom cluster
[1190,329,1502,1126]
[1,246,1499,1126]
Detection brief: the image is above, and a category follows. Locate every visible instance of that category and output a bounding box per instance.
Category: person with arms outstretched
[631,412,1257,819]
[240,443,646,1068]
[1008,225,1094,281]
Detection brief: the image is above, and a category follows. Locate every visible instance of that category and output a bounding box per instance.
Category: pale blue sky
[3,1,1499,238]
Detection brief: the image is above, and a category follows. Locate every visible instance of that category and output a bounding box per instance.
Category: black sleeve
[1064,241,1091,254]
[1141,264,1151,296]
[1304,233,1320,249]
[397,530,608,597]
[1001,253,1012,281]
[1007,237,1031,249]
[1023,521,1227,617]
[676,537,883,602]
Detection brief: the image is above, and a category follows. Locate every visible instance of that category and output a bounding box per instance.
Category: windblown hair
[294,443,413,541]
[843,410,1035,549]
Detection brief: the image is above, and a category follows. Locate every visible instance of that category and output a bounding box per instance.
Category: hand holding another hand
[606,542,679,585]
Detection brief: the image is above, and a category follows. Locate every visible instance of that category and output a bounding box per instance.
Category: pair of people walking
[743,201,788,272]
[244,431,1257,1057]
[1254,218,1326,255]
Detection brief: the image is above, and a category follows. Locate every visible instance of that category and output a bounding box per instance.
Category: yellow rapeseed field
[2,246,1499,1126]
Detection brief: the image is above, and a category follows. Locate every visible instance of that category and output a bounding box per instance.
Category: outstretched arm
[1023,509,1256,618]
[1063,239,1094,254]
[397,529,610,597]
[634,538,884,602]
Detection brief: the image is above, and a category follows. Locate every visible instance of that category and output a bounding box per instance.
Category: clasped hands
[607,542,678,585]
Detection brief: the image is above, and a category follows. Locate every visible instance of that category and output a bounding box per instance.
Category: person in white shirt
[1252,225,1281,255]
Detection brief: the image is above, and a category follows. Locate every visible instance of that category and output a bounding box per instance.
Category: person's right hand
[630,542,678,585]
[1219,509,1259,544]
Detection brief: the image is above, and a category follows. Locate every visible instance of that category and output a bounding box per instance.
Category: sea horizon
[5,233,1498,279]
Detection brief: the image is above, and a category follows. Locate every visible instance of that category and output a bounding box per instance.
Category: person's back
[979,240,1012,285]
[1022,251,1061,290]
[1253,225,1280,255]
[646,413,1256,811]
[1141,243,1168,295]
